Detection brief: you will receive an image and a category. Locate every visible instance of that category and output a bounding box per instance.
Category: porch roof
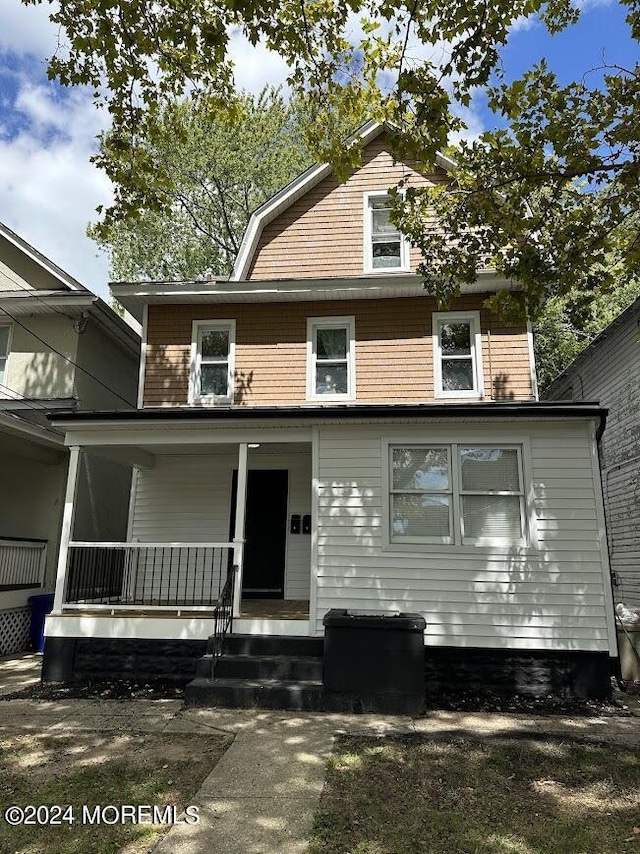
[50,400,607,426]
[45,400,607,470]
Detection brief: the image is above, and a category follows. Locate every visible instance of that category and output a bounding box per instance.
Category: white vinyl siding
[130,448,312,600]
[314,421,612,652]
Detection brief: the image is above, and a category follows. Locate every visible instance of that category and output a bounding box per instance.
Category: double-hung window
[458,446,524,543]
[189,320,235,404]
[307,316,355,400]
[388,443,526,546]
[364,191,408,273]
[433,311,483,398]
[0,324,11,388]
[390,446,453,543]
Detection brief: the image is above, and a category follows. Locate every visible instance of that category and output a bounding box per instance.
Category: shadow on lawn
[309,733,640,854]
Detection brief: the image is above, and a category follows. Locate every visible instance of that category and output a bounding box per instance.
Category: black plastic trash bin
[323,609,427,714]
[28,593,55,653]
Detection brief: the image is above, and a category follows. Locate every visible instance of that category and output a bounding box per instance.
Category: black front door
[230,469,288,599]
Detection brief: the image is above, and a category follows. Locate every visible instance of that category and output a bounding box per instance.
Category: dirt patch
[0,679,185,702]
[0,730,232,854]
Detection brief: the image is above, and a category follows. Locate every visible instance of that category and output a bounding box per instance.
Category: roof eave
[0,222,86,292]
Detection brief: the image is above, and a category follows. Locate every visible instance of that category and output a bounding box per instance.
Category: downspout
[595,411,626,691]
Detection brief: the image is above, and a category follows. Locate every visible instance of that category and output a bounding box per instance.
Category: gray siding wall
[3,315,78,399]
[546,301,640,607]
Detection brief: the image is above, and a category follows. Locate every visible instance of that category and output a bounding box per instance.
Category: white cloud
[0,1,61,59]
[228,30,291,94]
[0,80,112,297]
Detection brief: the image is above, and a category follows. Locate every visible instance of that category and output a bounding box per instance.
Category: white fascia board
[0,411,66,447]
[0,221,86,292]
[435,152,457,173]
[231,161,333,281]
[0,292,95,315]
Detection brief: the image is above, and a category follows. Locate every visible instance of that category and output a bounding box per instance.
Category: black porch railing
[210,564,237,675]
[64,543,234,608]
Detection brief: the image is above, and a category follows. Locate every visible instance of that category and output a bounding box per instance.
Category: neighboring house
[0,222,140,655]
[42,122,617,704]
[546,296,640,610]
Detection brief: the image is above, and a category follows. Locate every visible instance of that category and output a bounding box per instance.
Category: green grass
[0,731,232,854]
[309,735,640,854]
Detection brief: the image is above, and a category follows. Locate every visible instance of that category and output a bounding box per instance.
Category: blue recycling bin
[28,593,55,653]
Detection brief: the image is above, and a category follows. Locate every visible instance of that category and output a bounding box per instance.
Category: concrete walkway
[0,652,43,696]
[0,654,638,854]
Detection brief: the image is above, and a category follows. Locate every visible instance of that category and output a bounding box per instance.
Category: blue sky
[0,1,635,298]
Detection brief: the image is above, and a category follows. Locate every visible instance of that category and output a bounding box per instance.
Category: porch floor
[239,599,310,620]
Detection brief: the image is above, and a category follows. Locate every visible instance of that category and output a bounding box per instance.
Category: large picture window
[189,320,235,403]
[307,316,355,400]
[389,443,526,546]
[433,311,483,398]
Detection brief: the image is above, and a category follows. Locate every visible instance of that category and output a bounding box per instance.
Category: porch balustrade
[63,543,235,611]
[0,538,47,591]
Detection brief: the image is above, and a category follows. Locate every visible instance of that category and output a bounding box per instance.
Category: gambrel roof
[231,120,456,281]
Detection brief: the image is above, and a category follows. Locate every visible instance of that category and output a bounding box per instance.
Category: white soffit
[111,272,513,322]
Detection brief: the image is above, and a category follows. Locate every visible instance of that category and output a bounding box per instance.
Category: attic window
[364,192,408,273]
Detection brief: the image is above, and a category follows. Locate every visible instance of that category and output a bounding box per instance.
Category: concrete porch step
[185,676,325,711]
[221,634,323,658]
[215,653,324,682]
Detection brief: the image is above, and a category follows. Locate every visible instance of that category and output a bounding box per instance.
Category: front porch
[46,424,315,651]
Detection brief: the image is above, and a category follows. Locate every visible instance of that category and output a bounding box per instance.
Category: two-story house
[42,122,617,704]
[0,222,139,655]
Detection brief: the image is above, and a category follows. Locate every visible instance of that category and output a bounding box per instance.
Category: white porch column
[52,445,81,613]
[232,442,248,617]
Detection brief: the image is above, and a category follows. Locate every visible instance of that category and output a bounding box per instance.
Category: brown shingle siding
[143,296,534,407]
[248,134,449,280]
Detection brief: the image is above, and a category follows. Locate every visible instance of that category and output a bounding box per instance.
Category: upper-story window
[189,320,235,404]
[364,191,409,273]
[0,324,11,388]
[307,316,355,400]
[433,311,483,398]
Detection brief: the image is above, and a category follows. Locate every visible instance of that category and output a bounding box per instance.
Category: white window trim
[306,316,356,401]
[363,190,410,274]
[432,310,484,399]
[388,445,454,545]
[0,322,13,392]
[188,319,236,405]
[383,438,531,550]
[457,444,527,547]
